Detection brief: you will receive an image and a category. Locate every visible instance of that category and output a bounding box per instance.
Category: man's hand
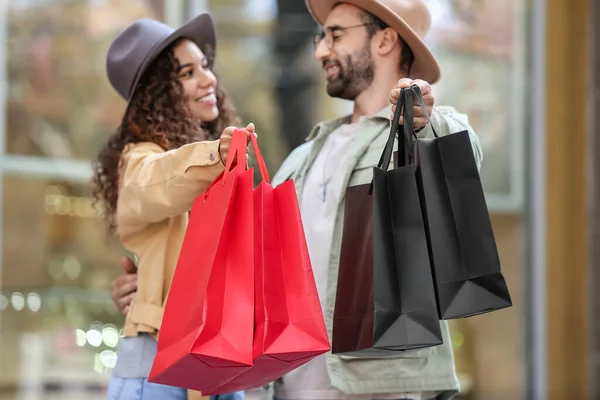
[111,256,138,316]
[389,78,434,130]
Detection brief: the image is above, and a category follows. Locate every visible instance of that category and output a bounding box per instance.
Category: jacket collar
[305,104,393,142]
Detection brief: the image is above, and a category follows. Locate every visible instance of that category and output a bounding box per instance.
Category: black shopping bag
[332,88,442,357]
[409,85,512,319]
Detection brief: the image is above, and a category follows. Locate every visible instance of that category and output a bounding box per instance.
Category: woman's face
[173,39,219,122]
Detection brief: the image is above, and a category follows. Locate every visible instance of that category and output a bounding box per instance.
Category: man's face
[314,3,375,101]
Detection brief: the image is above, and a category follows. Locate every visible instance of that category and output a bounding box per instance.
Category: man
[111,0,483,399]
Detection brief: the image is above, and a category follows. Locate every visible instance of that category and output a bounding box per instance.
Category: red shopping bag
[214,133,330,393]
[149,130,255,394]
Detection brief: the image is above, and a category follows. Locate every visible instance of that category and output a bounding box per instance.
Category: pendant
[321,178,332,203]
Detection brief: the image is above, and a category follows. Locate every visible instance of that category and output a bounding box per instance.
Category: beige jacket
[116,140,224,400]
[116,140,224,338]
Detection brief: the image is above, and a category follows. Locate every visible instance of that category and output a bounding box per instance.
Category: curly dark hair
[93,39,240,234]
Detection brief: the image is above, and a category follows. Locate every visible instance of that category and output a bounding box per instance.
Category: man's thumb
[120,255,137,274]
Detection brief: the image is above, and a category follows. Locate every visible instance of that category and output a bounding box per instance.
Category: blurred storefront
[0,0,592,399]
[0,2,171,398]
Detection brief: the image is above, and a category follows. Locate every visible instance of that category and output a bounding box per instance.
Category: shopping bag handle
[226,128,270,184]
[246,129,270,184]
[401,86,415,164]
[201,129,246,202]
[203,128,270,201]
[369,87,413,195]
[411,85,438,138]
[200,130,247,202]
[223,129,250,182]
[377,87,414,171]
[378,84,436,171]
[376,88,402,173]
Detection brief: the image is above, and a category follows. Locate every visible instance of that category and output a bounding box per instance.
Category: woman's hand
[218,123,256,166]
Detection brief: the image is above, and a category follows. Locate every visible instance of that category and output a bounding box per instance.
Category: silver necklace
[320,136,337,203]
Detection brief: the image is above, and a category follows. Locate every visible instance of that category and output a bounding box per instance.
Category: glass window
[424,0,529,398]
[5,0,166,160]
[425,0,526,211]
[0,176,124,399]
[1,1,170,398]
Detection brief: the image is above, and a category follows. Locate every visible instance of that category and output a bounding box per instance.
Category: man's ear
[374,27,400,56]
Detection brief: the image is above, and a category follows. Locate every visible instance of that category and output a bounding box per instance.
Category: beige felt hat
[305,0,441,83]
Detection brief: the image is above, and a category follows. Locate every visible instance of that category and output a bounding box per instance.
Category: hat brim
[305,0,441,84]
[128,13,216,101]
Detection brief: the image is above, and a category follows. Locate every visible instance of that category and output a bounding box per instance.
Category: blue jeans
[107,376,245,400]
[273,398,421,400]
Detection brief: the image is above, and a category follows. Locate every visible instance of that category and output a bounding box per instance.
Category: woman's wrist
[217,141,226,166]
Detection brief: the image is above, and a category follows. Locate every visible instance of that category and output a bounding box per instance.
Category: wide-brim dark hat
[106,13,216,102]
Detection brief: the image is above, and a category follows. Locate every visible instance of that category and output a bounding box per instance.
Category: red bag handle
[202,128,270,201]
[201,130,248,202]
[223,128,270,183]
[246,129,270,184]
[222,129,249,183]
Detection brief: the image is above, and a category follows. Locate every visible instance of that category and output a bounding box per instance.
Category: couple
[97,0,483,399]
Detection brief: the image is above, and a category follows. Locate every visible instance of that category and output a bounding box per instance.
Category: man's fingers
[112,273,137,288]
[411,79,431,95]
[421,94,434,107]
[395,78,413,89]
[391,115,428,130]
[112,276,137,298]
[391,79,412,105]
[414,117,429,130]
[388,115,407,126]
[413,105,428,118]
[120,256,137,274]
[118,293,135,315]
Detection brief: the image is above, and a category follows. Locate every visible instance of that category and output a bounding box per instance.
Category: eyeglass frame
[312,23,377,50]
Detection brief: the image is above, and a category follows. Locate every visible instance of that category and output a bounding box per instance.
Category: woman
[94,14,248,400]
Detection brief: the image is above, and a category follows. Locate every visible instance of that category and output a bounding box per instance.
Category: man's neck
[350,72,404,123]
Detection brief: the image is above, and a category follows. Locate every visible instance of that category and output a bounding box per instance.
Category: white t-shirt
[273,123,424,400]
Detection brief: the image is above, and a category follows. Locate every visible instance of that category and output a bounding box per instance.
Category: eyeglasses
[312,23,376,50]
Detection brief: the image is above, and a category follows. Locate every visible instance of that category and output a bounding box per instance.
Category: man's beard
[325,43,374,101]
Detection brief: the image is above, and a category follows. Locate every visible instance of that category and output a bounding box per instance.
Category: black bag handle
[401,86,415,165]
[369,87,412,195]
[376,88,403,171]
[411,85,438,138]
[376,87,414,170]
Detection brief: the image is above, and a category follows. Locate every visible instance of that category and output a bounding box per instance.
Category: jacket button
[209,153,215,161]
